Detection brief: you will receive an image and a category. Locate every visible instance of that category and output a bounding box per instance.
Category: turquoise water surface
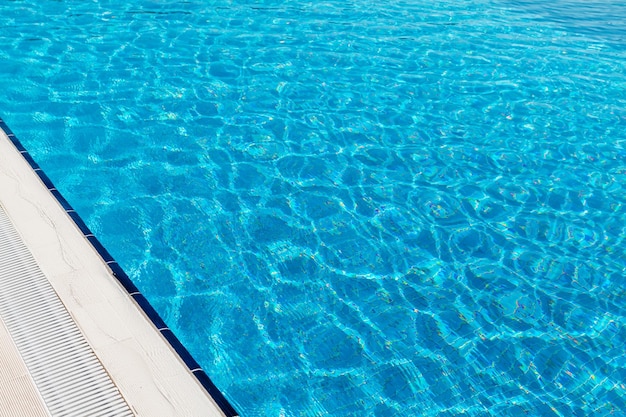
[1,1,626,415]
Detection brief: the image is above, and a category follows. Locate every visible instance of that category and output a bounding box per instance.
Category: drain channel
[0,205,133,417]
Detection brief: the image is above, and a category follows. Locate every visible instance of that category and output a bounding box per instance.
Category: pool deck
[0,126,238,416]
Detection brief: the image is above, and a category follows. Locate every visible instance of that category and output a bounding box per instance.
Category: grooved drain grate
[0,205,133,417]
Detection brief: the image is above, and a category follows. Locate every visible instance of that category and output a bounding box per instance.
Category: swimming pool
[1,0,625,415]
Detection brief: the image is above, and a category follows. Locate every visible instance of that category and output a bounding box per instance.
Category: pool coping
[0,118,239,417]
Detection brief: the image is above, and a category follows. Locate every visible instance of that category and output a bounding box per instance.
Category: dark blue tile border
[0,118,240,417]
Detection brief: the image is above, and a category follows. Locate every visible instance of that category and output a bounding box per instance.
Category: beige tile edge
[0,130,226,417]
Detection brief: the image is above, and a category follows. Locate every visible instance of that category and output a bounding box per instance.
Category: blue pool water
[1,0,626,415]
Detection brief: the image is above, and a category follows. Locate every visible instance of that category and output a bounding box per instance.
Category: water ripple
[2,0,626,416]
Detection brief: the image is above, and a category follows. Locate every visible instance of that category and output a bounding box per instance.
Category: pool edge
[0,117,239,417]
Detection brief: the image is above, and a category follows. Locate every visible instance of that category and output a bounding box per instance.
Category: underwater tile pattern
[1,0,626,415]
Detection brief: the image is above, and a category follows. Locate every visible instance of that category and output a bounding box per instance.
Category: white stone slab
[0,129,230,417]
